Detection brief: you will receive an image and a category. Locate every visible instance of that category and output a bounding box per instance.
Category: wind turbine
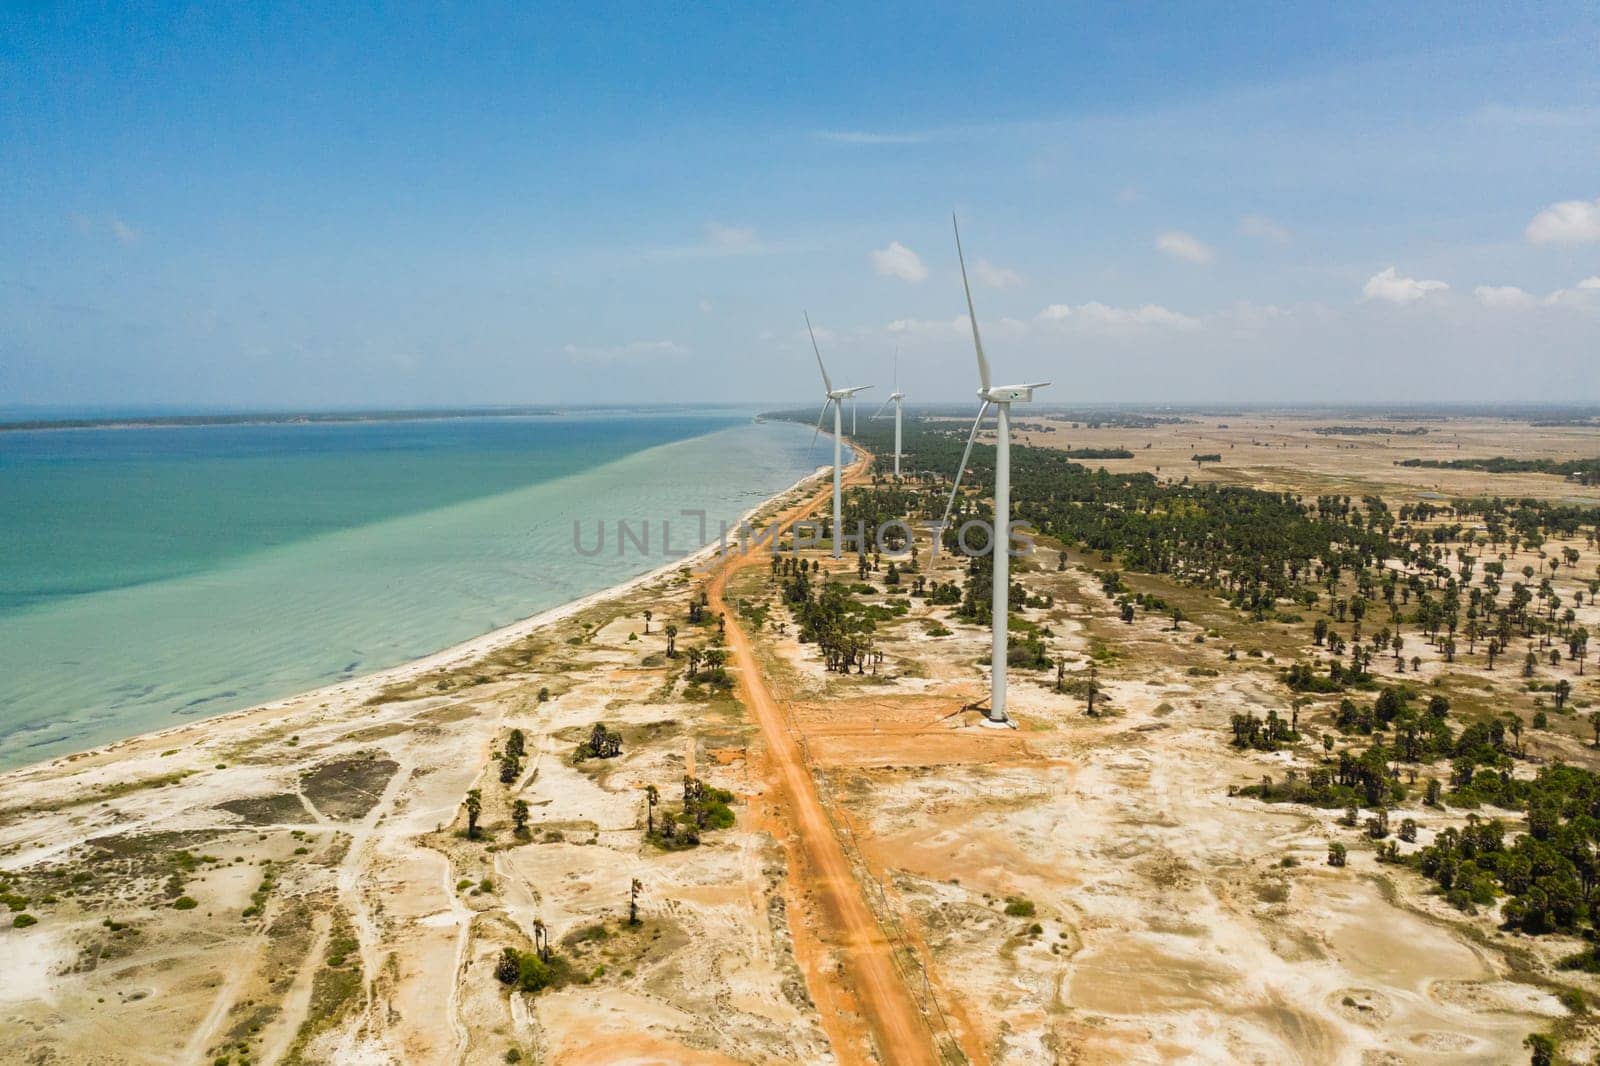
[941,215,1050,728]
[870,347,905,478]
[806,313,872,558]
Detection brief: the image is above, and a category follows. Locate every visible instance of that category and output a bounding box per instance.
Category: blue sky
[3,2,1598,408]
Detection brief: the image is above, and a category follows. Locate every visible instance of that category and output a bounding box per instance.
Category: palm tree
[645,784,659,834]
[465,789,482,839]
[629,878,643,925]
[643,608,653,635]
[533,918,549,962]
[664,623,678,658]
[512,799,530,838]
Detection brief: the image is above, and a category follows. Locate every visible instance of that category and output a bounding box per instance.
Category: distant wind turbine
[806,313,872,558]
[941,215,1050,727]
[870,346,905,478]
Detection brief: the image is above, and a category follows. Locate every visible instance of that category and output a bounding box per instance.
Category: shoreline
[0,460,832,785]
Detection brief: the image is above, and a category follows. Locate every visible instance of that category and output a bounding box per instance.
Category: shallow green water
[0,411,830,768]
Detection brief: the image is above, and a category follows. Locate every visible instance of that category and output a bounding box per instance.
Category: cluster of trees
[784,567,881,674]
[1412,763,1600,934]
[1399,455,1600,485]
[1318,425,1429,437]
[494,926,572,994]
[646,774,736,849]
[1229,709,1298,751]
[574,722,622,762]
[499,728,526,784]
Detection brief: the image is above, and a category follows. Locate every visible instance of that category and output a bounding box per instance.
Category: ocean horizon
[0,408,839,770]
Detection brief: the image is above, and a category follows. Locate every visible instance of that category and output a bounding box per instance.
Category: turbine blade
[952,213,992,393]
[940,400,991,530]
[804,311,833,393]
[870,395,893,420]
[893,345,899,394]
[808,399,830,458]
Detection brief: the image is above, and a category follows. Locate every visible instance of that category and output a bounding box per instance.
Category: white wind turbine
[806,313,872,558]
[870,347,906,478]
[941,215,1050,727]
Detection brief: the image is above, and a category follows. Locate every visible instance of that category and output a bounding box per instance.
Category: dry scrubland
[4,415,1600,1064]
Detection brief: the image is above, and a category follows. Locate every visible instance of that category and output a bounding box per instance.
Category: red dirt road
[704,457,942,1066]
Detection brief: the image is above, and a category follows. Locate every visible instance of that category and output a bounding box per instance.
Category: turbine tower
[806,313,871,558]
[871,347,905,478]
[941,216,1050,727]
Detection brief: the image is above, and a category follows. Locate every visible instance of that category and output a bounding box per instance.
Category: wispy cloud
[886,316,965,335]
[1037,301,1199,330]
[1155,230,1214,265]
[870,241,928,283]
[1526,197,1600,245]
[563,339,688,363]
[69,212,140,244]
[109,216,140,244]
[1239,214,1291,245]
[812,129,928,145]
[974,258,1023,289]
[1361,266,1448,305]
[703,221,760,252]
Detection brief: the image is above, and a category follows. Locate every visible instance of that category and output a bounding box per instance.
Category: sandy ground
[5,415,1600,1064]
[1007,411,1600,504]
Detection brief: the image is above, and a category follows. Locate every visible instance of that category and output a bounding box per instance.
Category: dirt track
[704,451,941,1066]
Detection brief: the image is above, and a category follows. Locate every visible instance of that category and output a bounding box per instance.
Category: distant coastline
[0,407,561,433]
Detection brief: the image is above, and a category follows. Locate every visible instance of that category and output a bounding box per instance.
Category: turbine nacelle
[980,383,1049,404]
[829,385,872,401]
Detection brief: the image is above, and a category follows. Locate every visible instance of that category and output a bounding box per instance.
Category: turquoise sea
[0,410,835,769]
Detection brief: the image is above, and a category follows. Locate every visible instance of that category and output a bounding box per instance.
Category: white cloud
[1155,230,1214,265]
[703,222,759,252]
[1036,302,1199,330]
[974,258,1023,288]
[1239,214,1291,245]
[697,298,713,314]
[1474,284,1537,309]
[563,339,688,363]
[1546,278,1600,308]
[1526,197,1600,245]
[812,129,927,145]
[1361,266,1449,305]
[871,241,928,283]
